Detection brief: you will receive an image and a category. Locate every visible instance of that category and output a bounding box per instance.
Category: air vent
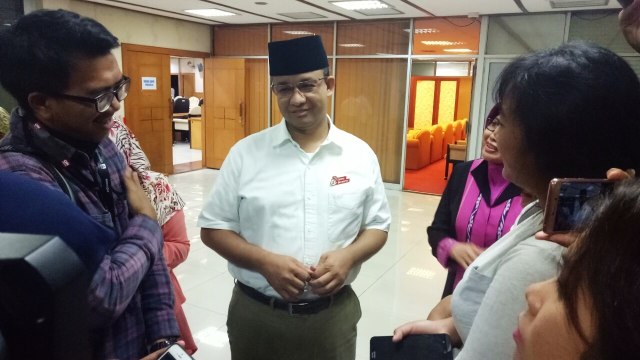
[279,12,327,20]
[356,7,402,16]
[549,0,609,8]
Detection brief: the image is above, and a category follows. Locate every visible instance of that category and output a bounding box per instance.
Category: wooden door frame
[121,44,210,174]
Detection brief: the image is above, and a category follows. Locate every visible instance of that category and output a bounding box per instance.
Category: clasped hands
[261,249,354,301]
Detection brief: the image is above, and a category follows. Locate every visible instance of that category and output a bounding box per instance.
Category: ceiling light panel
[282,30,316,35]
[85,0,344,24]
[210,0,347,22]
[332,1,389,10]
[521,0,618,11]
[185,9,236,17]
[443,48,474,53]
[309,0,427,20]
[421,40,464,46]
[408,0,522,17]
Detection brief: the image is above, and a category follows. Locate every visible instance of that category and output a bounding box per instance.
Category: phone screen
[158,344,193,360]
[370,334,453,360]
[552,181,613,232]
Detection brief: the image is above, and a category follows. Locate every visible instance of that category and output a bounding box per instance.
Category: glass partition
[336,20,410,55]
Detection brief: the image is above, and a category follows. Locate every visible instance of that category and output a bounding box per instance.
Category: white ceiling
[83,0,623,25]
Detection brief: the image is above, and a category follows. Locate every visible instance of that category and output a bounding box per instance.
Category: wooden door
[182,73,196,98]
[204,58,246,169]
[245,59,269,136]
[122,48,172,173]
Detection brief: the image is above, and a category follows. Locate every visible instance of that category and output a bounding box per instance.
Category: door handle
[239,102,245,127]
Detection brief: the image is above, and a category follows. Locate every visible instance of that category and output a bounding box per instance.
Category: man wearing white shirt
[198,35,391,360]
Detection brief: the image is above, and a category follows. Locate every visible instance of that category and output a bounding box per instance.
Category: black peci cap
[268,35,329,76]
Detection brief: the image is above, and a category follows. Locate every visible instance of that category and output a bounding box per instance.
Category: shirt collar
[471,159,522,206]
[271,115,344,151]
[6,107,96,169]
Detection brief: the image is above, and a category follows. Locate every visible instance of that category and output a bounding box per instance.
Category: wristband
[148,337,176,353]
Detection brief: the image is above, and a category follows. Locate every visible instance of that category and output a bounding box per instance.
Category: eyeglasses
[271,77,326,99]
[485,103,501,132]
[51,76,131,113]
[485,117,500,132]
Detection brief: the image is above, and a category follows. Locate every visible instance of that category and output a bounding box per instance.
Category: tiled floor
[173,142,202,165]
[169,169,447,360]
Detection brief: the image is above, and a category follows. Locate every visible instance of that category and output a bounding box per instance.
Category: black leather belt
[236,281,348,316]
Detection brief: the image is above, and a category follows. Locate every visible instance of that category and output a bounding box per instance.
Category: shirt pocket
[328,189,369,244]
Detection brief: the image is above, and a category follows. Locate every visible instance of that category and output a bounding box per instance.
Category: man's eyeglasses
[271,77,326,99]
[51,76,131,113]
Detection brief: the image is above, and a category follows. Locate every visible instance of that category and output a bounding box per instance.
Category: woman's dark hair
[0,9,119,109]
[558,179,640,359]
[495,42,640,182]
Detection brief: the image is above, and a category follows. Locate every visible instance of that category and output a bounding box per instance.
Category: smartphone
[618,0,634,8]
[157,343,193,360]
[543,178,614,234]
[370,334,453,360]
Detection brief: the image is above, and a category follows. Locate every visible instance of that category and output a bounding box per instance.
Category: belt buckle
[288,302,309,316]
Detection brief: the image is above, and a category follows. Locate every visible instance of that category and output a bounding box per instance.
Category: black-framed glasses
[271,77,326,99]
[51,76,130,113]
[485,103,501,132]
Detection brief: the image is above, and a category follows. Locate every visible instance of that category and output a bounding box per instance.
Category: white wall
[177,58,204,93]
[170,58,180,74]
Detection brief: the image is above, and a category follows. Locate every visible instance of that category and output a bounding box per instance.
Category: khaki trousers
[227,283,361,360]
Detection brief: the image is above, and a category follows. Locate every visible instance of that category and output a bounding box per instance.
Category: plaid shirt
[0,109,178,359]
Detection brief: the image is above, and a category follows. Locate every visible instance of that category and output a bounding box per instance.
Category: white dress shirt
[198,118,391,299]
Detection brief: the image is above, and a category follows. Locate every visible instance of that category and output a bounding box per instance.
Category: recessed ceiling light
[415,28,440,34]
[185,9,236,17]
[404,28,440,34]
[255,1,268,4]
[422,41,464,46]
[443,48,474,53]
[332,1,389,10]
[339,43,366,47]
[283,30,315,35]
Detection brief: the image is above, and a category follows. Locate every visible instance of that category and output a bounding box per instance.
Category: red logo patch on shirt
[330,176,350,186]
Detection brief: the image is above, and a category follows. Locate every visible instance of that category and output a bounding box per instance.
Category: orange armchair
[430,124,444,163]
[453,120,463,143]
[442,122,455,158]
[406,129,432,170]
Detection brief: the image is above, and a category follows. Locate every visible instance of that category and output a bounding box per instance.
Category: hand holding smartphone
[370,334,453,360]
[542,178,614,234]
[157,343,193,360]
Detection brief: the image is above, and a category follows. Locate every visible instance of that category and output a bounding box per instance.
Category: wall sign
[141,77,157,90]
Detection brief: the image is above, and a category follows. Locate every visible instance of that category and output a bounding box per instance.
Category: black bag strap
[0,144,77,205]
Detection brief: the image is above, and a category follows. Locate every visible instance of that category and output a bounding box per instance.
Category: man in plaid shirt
[0,10,178,358]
